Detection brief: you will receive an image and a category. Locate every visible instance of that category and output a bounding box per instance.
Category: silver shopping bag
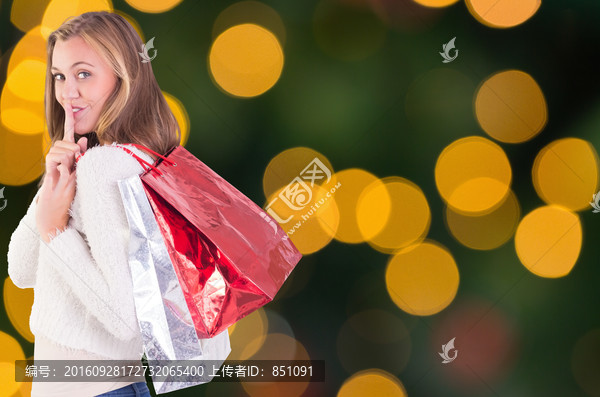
[117,175,231,394]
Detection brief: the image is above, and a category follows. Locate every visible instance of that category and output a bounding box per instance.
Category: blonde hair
[38,11,180,189]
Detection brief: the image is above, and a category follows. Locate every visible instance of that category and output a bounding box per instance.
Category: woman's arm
[7,189,42,289]
[38,146,147,342]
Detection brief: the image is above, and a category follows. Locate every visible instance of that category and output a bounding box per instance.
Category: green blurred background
[1,0,600,396]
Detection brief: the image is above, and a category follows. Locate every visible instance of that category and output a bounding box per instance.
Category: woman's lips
[73,106,87,119]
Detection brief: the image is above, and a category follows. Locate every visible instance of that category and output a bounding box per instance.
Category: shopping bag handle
[115,144,176,177]
[73,143,177,177]
[124,143,177,166]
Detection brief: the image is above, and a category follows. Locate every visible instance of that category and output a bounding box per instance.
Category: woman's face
[51,36,117,136]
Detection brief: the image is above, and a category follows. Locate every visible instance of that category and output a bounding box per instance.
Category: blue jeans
[95,382,151,396]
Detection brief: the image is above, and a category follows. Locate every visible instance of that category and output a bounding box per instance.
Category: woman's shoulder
[76,143,153,183]
[115,143,157,163]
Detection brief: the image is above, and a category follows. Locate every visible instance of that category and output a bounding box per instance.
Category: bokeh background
[1,0,600,396]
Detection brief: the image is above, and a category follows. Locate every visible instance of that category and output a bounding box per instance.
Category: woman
[7,11,180,396]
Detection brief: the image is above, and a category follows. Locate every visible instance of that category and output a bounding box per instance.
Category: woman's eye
[52,72,89,81]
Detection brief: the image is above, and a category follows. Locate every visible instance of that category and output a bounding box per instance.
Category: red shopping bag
[107,144,301,338]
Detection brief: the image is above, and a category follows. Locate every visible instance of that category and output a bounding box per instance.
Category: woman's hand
[36,102,89,243]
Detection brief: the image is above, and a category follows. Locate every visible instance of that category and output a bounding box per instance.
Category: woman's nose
[61,77,79,100]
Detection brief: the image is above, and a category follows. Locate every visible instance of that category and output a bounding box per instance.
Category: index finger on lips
[63,102,75,143]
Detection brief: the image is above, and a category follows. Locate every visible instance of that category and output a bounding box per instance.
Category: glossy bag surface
[119,144,302,338]
[118,174,230,394]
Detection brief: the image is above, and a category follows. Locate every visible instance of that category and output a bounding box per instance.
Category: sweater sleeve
[7,188,42,289]
[37,146,146,342]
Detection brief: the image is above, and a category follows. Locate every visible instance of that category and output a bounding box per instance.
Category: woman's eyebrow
[51,61,95,71]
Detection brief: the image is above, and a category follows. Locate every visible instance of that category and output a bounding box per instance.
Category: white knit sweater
[7,142,156,360]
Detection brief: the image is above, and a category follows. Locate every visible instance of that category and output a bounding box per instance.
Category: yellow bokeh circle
[533,138,599,212]
[265,184,340,255]
[332,169,384,244]
[209,23,284,98]
[0,362,21,396]
[475,70,547,143]
[124,0,182,13]
[7,26,47,77]
[0,123,45,186]
[3,25,47,137]
[338,369,407,397]
[41,0,113,40]
[262,147,339,254]
[413,0,460,7]
[1,85,46,134]
[357,177,430,253]
[0,330,26,394]
[515,205,582,278]
[446,189,520,250]
[10,0,49,33]
[6,58,46,102]
[263,147,335,201]
[162,91,190,146]
[0,330,26,362]
[435,136,512,215]
[386,241,459,316]
[213,1,286,47]
[355,178,392,243]
[4,277,35,343]
[466,0,541,28]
